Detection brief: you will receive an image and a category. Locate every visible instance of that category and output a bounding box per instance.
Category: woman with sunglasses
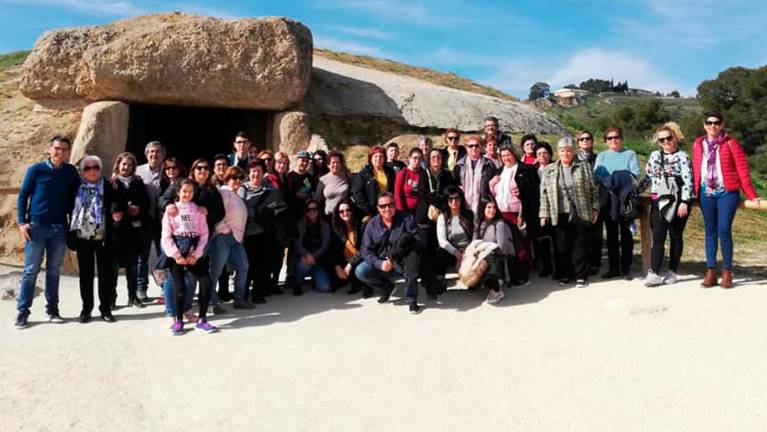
[294,200,332,293]
[441,128,465,172]
[454,135,496,217]
[394,148,425,216]
[159,158,186,197]
[70,155,121,323]
[693,111,760,288]
[643,125,692,287]
[593,127,641,280]
[314,151,351,216]
[576,131,602,275]
[330,199,369,296]
[110,152,150,308]
[351,146,396,219]
[160,158,226,312]
[435,186,474,289]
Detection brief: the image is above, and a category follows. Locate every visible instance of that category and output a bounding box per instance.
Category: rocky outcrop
[71,101,129,167]
[272,111,311,154]
[305,57,567,135]
[20,13,313,110]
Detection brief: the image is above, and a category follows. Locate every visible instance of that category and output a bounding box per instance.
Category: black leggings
[75,238,114,315]
[650,202,689,274]
[244,233,272,300]
[169,258,212,321]
[603,205,634,274]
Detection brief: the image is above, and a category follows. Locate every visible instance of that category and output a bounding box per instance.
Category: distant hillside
[0,50,29,69]
[314,48,517,101]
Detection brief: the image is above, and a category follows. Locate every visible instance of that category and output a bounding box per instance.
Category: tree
[697,65,767,154]
[564,83,578,89]
[528,81,550,100]
[579,78,613,94]
[668,90,681,98]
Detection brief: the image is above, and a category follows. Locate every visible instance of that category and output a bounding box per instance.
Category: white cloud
[546,48,692,95]
[0,0,145,16]
[327,25,394,40]
[481,57,554,98]
[314,36,383,56]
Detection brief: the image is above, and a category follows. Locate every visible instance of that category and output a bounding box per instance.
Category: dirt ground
[1,265,766,432]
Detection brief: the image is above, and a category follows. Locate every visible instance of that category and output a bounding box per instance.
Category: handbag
[427,204,441,222]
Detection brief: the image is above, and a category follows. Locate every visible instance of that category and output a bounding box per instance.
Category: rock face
[20,13,313,110]
[71,101,129,167]
[305,56,566,135]
[272,111,311,154]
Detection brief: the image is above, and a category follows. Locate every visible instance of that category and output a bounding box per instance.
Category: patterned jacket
[539,160,599,225]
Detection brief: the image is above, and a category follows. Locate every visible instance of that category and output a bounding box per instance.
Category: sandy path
[2,268,766,431]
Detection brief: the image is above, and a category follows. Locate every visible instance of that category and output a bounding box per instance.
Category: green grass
[0,50,29,70]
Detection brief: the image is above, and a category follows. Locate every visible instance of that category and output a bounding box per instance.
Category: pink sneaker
[195,318,217,334]
[170,320,184,335]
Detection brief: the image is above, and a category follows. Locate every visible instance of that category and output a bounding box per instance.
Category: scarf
[70,178,104,239]
[496,163,520,213]
[705,134,721,192]
[116,175,134,189]
[462,158,483,215]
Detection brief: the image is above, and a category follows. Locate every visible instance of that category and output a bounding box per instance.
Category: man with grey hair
[482,116,513,149]
[135,140,165,301]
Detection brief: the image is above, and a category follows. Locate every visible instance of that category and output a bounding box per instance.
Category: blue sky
[1,0,766,98]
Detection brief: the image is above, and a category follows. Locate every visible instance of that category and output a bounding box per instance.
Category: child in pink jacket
[161,180,216,335]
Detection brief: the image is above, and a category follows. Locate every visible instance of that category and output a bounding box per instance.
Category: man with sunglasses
[355,192,422,314]
[441,128,466,172]
[15,135,80,328]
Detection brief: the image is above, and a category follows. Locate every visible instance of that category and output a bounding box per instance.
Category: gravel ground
[1,266,766,432]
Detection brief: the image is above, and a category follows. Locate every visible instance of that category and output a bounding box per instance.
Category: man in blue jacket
[15,135,80,328]
[355,192,422,314]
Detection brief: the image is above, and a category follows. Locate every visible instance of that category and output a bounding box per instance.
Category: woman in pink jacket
[161,179,216,335]
[692,111,761,289]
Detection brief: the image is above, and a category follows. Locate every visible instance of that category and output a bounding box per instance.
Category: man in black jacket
[355,192,422,314]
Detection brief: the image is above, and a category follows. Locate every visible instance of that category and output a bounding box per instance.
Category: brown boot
[700,268,718,288]
[721,269,733,289]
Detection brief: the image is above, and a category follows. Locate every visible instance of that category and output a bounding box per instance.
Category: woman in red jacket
[394,148,425,215]
[692,111,760,288]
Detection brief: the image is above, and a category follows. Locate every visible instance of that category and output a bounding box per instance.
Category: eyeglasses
[466,144,480,149]
[705,120,722,126]
[447,136,459,141]
[83,165,100,172]
[657,135,674,143]
[606,135,622,141]
[578,137,593,142]
[194,166,210,171]
[377,203,395,210]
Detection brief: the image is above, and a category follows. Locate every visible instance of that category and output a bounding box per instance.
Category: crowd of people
[14,113,761,333]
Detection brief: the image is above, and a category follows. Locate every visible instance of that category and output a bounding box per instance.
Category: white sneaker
[487,290,504,304]
[663,271,678,285]
[644,270,664,287]
[575,279,588,288]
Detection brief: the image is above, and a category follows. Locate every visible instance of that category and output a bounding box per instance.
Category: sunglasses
[165,166,178,170]
[705,120,722,126]
[307,207,319,212]
[234,140,249,144]
[657,135,674,143]
[194,166,210,171]
[447,136,459,141]
[606,135,622,141]
[377,203,395,209]
[578,137,593,142]
[339,208,352,214]
[261,157,273,162]
[466,144,480,149]
[447,196,461,202]
[83,165,100,172]
[314,158,325,162]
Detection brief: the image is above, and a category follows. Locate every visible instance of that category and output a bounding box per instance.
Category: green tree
[528,81,551,100]
[668,90,681,98]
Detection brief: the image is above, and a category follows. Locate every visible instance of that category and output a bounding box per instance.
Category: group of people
[14,113,761,332]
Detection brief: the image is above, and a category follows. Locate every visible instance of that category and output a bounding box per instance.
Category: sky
[1,0,766,98]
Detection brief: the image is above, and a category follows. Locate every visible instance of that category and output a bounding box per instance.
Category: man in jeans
[15,136,80,328]
[355,192,422,314]
[135,140,165,301]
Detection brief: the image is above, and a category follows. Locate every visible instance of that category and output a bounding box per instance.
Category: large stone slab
[20,13,313,110]
[71,101,129,167]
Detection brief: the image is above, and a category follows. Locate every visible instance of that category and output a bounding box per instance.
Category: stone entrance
[126,104,271,167]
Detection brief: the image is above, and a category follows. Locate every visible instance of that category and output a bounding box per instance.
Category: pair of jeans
[603,205,634,274]
[168,258,212,321]
[163,272,196,317]
[136,220,161,293]
[649,201,689,273]
[16,223,68,313]
[295,259,332,293]
[552,215,591,281]
[355,251,420,301]
[699,190,740,269]
[208,233,249,303]
[75,238,114,315]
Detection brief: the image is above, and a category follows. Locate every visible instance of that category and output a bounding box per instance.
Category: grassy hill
[0,50,28,69]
